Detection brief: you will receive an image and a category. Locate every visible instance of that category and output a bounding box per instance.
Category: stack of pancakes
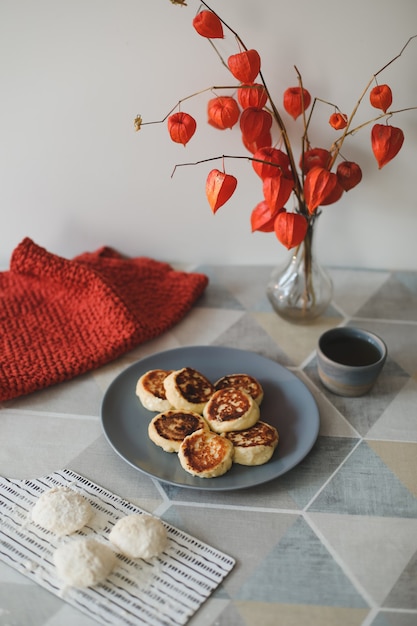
[136,367,279,479]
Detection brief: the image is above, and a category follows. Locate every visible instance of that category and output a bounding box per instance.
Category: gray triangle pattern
[383,550,417,610]
[356,273,417,321]
[235,516,367,607]
[279,436,359,509]
[308,441,417,517]
[370,611,417,626]
[211,312,294,365]
[303,355,410,436]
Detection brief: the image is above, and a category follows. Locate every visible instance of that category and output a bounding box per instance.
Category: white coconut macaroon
[53,537,117,588]
[109,514,168,560]
[31,486,93,536]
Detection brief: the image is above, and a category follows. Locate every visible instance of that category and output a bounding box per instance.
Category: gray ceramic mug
[317,326,387,396]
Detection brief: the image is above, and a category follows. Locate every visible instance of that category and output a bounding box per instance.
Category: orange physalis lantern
[237,83,268,110]
[274,211,308,249]
[369,84,392,113]
[337,161,363,191]
[283,87,311,120]
[329,112,348,130]
[318,180,344,205]
[242,131,272,154]
[227,49,261,83]
[263,173,293,212]
[240,107,272,143]
[192,10,224,39]
[252,147,291,180]
[167,112,196,146]
[207,96,240,130]
[206,169,238,213]
[304,167,340,213]
[300,148,331,174]
[251,201,282,233]
[371,124,404,169]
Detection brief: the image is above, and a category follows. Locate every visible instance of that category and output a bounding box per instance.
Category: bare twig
[140,85,240,126]
[327,35,417,169]
[144,1,416,212]
[171,154,286,178]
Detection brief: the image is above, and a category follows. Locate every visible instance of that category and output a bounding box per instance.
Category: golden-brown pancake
[203,387,260,433]
[214,373,264,405]
[163,367,215,414]
[225,421,278,466]
[148,409,208,453]
[136,369,173,412]
[178,429,234,478]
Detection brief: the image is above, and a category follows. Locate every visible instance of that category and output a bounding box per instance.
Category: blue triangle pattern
[235,516,367,607]
[280,436,359,509]
[308,442,417,518]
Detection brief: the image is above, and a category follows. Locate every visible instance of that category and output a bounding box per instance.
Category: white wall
[1,0,416,270]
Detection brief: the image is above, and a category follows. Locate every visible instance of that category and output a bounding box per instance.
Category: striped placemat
[0,469,235,625]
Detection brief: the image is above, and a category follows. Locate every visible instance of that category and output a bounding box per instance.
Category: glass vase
[266,223,333,323]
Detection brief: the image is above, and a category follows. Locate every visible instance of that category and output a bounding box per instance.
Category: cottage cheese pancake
[148,409,209,453]
[178,429,234,478]
[136,369,173,412]
[203,387,260,433]
[163,367,215,414]
[225,420,279,466]
[214,373,264,405]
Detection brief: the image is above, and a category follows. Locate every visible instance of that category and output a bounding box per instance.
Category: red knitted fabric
[0,238,208,402]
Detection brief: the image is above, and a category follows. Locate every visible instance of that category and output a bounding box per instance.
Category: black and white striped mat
[0,469,235,625]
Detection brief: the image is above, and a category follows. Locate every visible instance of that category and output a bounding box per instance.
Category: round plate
[101,346,320,491]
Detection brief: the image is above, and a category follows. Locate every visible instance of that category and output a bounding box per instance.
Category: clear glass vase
[266,223,333,323]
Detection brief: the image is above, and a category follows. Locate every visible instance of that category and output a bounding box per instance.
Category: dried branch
[171,153,285,178]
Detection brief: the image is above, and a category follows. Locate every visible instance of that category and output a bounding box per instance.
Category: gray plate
[101,346,320,491]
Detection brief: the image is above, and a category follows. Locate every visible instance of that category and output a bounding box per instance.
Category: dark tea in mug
[317,326,387,396]
[321,336,382,367]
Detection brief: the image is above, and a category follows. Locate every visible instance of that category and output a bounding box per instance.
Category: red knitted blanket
[0,238,208,402]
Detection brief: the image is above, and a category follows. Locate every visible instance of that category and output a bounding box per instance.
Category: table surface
[1,264,417,626]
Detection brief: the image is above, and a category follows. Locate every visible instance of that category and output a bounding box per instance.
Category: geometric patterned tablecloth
[1,265,416,626]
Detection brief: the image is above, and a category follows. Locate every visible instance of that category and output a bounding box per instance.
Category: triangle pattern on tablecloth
[355,272,417,321]
[235,516,367,607]
[308,513,417,606]
[303,356,410,437]
[308,441,417,518]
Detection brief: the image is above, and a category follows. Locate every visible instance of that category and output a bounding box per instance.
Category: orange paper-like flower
[283,87,311,120]
[337,161,363,191]
[371,124,404,169]
[251,201,282,233]
[300,148,331,174]
[240,107,272,143]
[304,167,340,213]
[242,131,272,155]
[370,84,393,113]
[329,112,348,130]
[207,96,240,129]
[263,173,293,212]
[206,169,238,213]
[274,211,308,249]
[192,10,224,39]
[237,83,268,110]
[167,112,196,145]
[252,147,291,180]
[227,49,261,83]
